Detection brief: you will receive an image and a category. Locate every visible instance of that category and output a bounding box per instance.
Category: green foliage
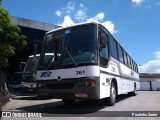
[0,3,27,67]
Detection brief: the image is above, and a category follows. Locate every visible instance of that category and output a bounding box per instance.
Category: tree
[0,0,27,68]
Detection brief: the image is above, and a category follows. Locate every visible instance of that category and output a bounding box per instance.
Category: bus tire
[128,84,137,96]
[103,82,116,106]
[62,99,75,105]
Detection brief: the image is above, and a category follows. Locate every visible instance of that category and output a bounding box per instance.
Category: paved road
[1,91,160,120]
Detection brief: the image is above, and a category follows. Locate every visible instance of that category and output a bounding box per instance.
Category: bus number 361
[76,70,85,75]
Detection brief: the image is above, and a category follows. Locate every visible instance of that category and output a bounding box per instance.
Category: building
[139,73,160,91]
[5,16,60,74]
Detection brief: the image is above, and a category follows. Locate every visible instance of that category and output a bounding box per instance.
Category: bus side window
[123,50,128,66]
[109,37,118,60]
[117,44,124,63]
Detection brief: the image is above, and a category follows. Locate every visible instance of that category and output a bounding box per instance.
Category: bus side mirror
[100,37,106,48]
[100,31,107,48]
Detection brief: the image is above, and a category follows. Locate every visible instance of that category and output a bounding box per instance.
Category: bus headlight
[76,81,89,87]
[90,80,96,86]
[38,83,46,88]
[75,80,96,87]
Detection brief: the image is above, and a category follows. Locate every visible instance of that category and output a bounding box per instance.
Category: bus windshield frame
[39,23,98,69]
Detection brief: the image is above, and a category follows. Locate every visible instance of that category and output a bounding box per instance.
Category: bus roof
[46,21,100,35]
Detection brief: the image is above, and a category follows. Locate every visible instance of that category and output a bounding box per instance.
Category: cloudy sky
[2,0,160,73]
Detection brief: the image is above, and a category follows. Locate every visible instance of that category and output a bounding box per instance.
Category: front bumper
[37,77,100,99]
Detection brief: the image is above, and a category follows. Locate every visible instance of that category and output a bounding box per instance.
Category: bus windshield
[39,24,98,69]
[22,57,37,82]
[22,54,54,82]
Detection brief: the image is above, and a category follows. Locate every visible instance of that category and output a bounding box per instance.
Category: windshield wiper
[44,55,54,69]
[65,47,78,67]
[64,39,78,67]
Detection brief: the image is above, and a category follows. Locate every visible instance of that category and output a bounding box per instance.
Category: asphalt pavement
[1,91,160,120]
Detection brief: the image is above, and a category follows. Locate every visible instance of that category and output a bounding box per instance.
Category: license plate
[75,93,88,98]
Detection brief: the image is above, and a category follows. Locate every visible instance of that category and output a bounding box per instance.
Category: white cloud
[74,10,87,21]
[154,51,160,59]
[96,12,105,21]
[56,2,117,34]
[87,12,117,34]
[139,60,160,73]
[102,21,117,34]
[55,1,75,17]
[94,12,105,21]
[87,12,105,22]
[132,0,144,5]
[64,1,75,14]
[61,15,75,27]
[138,50,160,73]
[74,3,87,21]
[55,10,62,16]
[138,65,149,73]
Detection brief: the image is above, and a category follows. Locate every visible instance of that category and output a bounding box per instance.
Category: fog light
[90,80,96,86]
[85,81,89,86]
[38,83,42,88]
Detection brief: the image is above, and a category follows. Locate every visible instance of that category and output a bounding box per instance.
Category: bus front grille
[47,83,74,89]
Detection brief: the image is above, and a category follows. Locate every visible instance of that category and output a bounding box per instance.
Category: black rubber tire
[103,82,117,106]
[128,84,137,96]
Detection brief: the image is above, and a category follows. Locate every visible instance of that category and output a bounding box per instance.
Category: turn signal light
[90,80,96,86]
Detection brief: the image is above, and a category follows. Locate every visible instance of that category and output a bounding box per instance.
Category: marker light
[90,80,96,86]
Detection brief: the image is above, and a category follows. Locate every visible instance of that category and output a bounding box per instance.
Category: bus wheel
[102,82,117,106]
[62,99,75,105]
[128,84,137,96]
[103,82,116,106]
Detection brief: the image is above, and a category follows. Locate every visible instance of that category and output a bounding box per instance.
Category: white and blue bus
[36,22,139,106]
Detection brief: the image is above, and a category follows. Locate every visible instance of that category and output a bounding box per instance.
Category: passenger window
[118,45,124,63]
[127,55,131,68]
[109,37,118,59]
[123,51,128,66]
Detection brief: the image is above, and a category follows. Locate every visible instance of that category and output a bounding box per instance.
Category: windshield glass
[22,57,37,82]
[39,24,97,68]
[24,57,37,73]
[22,54,54,81]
